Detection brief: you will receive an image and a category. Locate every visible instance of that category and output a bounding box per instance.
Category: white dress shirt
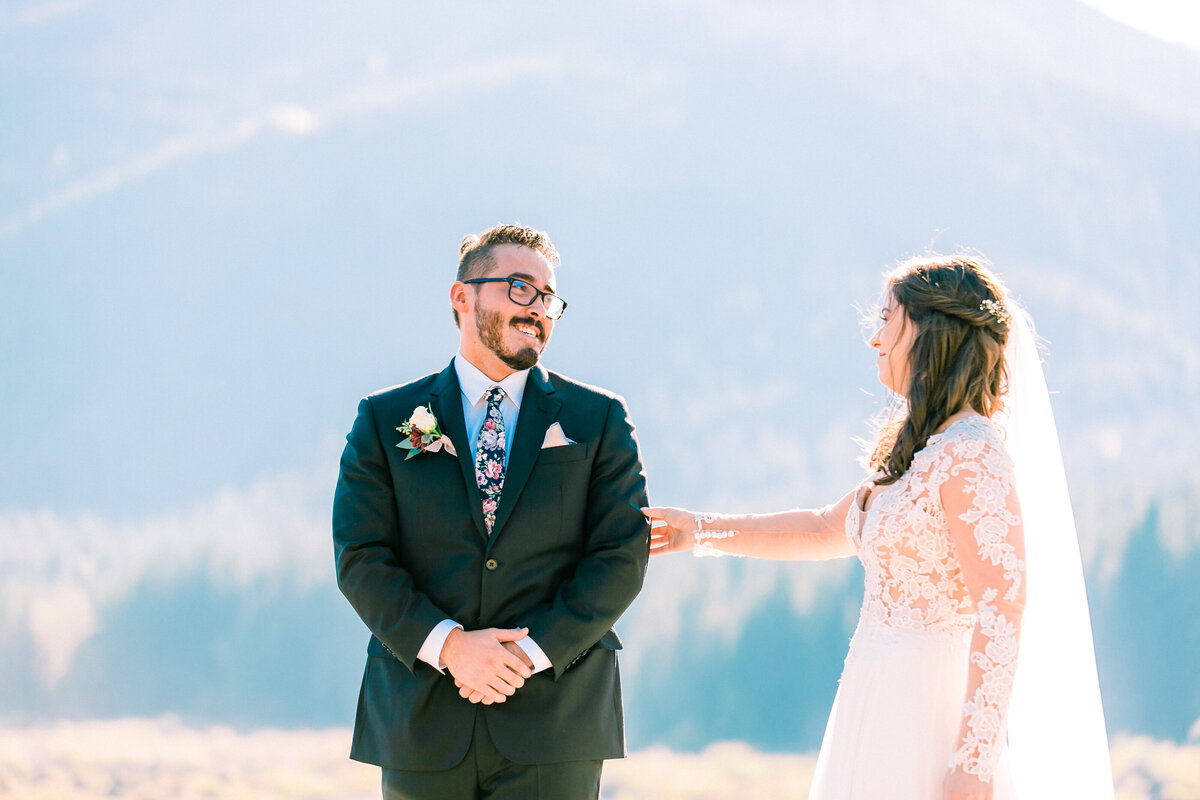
[415,353,553,675]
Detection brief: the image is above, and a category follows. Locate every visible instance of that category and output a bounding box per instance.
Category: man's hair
[453,224,560,326]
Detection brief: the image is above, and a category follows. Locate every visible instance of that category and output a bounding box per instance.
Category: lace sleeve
[939,432,1027,783]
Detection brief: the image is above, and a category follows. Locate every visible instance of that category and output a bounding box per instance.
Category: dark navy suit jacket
[332,361,650,769]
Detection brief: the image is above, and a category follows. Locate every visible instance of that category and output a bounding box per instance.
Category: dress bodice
[843,415,1026,783]
[845,416,1021,634]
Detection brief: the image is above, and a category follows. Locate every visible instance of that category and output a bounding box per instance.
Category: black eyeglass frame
[462,277,568,319]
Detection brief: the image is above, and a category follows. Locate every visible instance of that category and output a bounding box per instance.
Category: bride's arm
[643,487,858,562]
[940,437,1027,797]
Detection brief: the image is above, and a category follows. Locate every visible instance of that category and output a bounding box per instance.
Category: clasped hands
[441,626,535,705]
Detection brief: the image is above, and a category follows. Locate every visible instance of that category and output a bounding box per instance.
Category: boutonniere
[396,405,457,460]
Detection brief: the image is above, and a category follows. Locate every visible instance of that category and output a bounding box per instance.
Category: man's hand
[456,640,536,704]
[441,627,532,705]
[502,639,536,669]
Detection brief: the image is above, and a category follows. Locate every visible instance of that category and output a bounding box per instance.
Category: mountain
[2,0,1198,750]
[2,0,1198,520]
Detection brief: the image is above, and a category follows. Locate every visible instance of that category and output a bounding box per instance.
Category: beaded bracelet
[693,512,740,558]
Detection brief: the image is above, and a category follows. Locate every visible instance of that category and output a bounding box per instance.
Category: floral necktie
[474,386,507,534]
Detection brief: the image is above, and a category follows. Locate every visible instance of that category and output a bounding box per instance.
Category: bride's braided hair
[870,254,1011,486]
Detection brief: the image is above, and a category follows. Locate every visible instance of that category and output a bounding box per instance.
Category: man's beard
[477,307,544,370]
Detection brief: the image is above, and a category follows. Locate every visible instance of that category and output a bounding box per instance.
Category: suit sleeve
[332,396,450,672]
[522,394,651,679]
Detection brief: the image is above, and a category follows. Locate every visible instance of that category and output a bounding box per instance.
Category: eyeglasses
[463,277,568,320]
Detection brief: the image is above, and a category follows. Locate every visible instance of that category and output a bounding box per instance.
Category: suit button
[485,559,498,571]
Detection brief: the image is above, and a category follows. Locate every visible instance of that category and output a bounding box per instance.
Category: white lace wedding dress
[808,415,1023,799]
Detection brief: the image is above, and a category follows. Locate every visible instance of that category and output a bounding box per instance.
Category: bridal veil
[997,299,1114,798]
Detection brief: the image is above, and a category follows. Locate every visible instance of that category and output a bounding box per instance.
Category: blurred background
[2,1,1198,797]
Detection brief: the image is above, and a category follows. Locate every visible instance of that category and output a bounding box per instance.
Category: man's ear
[450,282,470,317]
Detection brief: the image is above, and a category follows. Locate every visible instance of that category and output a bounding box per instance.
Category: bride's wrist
[693,513,738,557]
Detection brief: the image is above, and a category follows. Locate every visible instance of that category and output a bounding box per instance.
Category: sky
[1079,0,1200,49]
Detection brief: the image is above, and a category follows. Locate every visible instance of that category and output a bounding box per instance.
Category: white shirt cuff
[515,635,553,674]
[417,619,463,673]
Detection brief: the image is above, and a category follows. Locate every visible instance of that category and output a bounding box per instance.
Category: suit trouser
[381,710,602,800]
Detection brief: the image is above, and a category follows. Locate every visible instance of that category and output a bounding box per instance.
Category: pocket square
[541,422,576,449]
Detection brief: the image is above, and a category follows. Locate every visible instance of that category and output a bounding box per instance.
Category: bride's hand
[642,506,696,556]
[942,769,991,800]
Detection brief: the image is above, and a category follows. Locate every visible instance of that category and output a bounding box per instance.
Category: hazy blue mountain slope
[3,511,1194,749]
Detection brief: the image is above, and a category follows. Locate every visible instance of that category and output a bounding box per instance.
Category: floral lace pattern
[844,416,1025,783]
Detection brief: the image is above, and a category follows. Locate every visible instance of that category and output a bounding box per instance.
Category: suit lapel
[429,361,488,539]
[489,365,559,543]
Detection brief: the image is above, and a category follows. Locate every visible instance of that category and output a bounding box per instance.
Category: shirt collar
[453,352,530,408]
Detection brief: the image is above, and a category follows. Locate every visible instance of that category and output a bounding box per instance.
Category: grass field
[1,718,1196,799]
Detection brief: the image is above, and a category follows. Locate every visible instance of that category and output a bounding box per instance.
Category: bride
[644,255,1114,799]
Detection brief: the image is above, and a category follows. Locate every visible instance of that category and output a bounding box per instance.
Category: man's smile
[512,321,543,341]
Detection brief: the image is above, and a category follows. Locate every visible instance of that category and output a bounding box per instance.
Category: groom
[332,223,651,799]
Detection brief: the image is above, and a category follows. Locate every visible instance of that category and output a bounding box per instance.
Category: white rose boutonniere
[396,405,457,460]
[410,405,438,432]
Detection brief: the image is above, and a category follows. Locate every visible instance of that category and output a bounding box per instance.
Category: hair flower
[980,298,1011,327]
